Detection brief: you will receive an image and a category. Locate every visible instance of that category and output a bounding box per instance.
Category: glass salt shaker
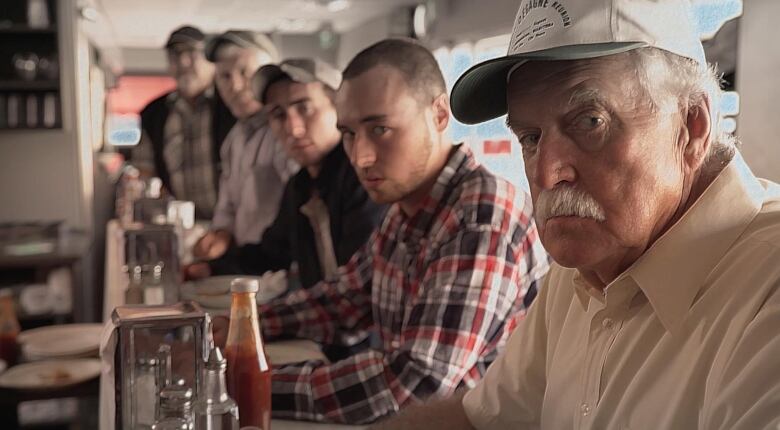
[151,383,194,430]
[135,356,159,428]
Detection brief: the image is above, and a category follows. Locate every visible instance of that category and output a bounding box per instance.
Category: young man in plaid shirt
[256,38,549,424]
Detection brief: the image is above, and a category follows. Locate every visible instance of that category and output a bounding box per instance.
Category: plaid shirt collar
[165,86,214,108]
[385,143,477,245]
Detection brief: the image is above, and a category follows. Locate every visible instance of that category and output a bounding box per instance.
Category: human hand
[183,262,211,281]
[193,230,232,260]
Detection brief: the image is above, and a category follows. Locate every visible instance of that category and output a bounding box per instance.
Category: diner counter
[272,419,367,429]
[100,219,369,428]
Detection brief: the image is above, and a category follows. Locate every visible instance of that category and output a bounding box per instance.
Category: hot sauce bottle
[0,290,20,366]
[224,278,272,429]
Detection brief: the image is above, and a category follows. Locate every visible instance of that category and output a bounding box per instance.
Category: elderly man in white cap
[372,1,780,429]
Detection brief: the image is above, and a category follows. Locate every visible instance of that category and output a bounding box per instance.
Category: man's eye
[341,131,355,145]
[574,114,606,130]
[271,110,285,122]
[518,133,540,148]
[372,126,388,136]
[297,103,312,116]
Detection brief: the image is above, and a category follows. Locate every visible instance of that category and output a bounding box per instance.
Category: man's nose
[229,74,246,93]
[176,53,193,69]
[285,112,306,138]
[351,133,376,169]
[529,129,577,191]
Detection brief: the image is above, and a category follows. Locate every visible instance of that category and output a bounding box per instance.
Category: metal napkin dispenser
[124,224,178,269]
[112,301,208,430]
[124,224,180,304]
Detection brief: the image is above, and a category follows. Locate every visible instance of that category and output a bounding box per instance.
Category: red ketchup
[224,278,272,429]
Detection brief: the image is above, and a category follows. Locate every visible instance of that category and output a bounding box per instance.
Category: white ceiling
[96,0,421,48]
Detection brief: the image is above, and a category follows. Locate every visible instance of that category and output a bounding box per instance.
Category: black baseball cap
[164,25,206,49]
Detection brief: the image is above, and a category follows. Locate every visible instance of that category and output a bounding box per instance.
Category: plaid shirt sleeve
[269,224,537,424]
[259,235,376,344]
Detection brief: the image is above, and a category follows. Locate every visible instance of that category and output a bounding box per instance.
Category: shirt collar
[606,153,765,333]
[296,143,346,196]
[167,86,214,108]
[392,143,478,243]
[241,109,269,133]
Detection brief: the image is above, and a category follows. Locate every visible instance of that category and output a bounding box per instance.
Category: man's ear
[681,95,712,172]
[431,93,451,133]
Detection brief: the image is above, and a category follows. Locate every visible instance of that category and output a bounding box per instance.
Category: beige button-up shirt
[463,153,780,429]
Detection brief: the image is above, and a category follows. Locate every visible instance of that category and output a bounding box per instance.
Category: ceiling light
[326,0,351,12]
[277,18,315,33]
[413,4,427,38]
[80,6,99,22]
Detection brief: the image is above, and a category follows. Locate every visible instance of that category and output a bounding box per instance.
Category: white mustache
[535,185,606,226]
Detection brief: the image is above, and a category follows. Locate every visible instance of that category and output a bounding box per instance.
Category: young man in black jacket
[186,58,387,289]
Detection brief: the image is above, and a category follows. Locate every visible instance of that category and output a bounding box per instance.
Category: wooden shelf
[0,235,91,269]
[0,80,59,91]
[0,25,56,34]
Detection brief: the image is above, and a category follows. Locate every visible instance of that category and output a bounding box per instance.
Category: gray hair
[629,47,736,166]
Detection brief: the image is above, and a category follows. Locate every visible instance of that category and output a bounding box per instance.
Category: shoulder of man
[140,91,174,118]
[742,180,780,249]
[446,164,535,235]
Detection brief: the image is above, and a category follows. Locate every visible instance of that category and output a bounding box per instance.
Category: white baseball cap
[450,0,707,124]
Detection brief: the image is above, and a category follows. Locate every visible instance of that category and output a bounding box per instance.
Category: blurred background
[0,0,772,428]
[0,0,762,233]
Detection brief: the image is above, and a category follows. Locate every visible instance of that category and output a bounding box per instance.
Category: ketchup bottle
[0,290,20,366]
[224,278,272,429]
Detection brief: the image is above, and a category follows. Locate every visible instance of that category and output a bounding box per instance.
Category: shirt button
[580,402,591,416]
[602,318,614,329]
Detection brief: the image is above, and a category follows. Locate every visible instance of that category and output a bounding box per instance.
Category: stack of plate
[0,359,101,390]
[180,271,288,310]
[18,323,103,361]
[0,324,103,390]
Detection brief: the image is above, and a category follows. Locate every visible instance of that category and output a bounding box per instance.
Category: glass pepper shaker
[194,346,239,430]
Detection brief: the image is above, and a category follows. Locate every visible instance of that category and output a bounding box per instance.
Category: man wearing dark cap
[191,31,297,258]
[373,1,780,429]
[131,25,236,220]
[188,57,387,291]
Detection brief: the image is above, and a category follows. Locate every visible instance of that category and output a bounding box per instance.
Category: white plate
[181,272,287,309]
[18,323,103,359]
[266,339,328,366]
[0,359,101,390]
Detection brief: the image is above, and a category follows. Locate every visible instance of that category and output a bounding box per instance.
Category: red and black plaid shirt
[260,143,549,424]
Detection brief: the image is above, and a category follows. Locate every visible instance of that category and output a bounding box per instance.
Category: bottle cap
[230,278,259,294]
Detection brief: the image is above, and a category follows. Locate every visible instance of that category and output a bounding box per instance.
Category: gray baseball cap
[252,58,342,103]
[205,30,279,63]
[450,0,707,125]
